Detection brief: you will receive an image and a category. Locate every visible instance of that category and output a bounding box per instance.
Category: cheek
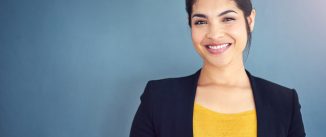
[191,28,205,45]
[228,23,248,46]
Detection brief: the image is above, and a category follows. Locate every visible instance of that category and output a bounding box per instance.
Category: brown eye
[194,20,207,25]
[223,17,235,22]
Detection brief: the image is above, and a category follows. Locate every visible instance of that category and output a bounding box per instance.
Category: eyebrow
[191,10,238,18]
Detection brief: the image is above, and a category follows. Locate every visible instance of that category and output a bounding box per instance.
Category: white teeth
[208,43,229,49]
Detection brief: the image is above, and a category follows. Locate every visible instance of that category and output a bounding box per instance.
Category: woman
[130,0,306,136]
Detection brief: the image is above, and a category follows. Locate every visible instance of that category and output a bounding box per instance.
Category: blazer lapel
[183,69,200,137]
[247,70,269,137]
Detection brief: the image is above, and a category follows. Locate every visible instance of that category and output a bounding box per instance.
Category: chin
[203,58,233,68]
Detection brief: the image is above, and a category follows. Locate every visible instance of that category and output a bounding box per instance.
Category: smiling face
[191,0,255,68]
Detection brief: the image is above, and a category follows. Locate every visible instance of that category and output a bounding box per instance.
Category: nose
[206,24,225,40]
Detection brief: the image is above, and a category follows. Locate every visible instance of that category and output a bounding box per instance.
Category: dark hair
[185,0,253,58]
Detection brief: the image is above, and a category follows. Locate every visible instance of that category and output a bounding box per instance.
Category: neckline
[194,103,256,116]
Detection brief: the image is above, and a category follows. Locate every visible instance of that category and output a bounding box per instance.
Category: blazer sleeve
[288,89,306,137]
[130,81,156,137]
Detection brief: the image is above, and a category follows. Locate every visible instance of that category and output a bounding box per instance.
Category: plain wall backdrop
[1,0,325,136]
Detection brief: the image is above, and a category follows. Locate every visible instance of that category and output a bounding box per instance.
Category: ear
[247,9,256,32]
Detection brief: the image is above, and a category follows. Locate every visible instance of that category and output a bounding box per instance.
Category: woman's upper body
[130,69,306,137]
[130,0,305,136]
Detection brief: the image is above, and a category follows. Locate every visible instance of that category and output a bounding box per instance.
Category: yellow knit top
[193,103,257,137]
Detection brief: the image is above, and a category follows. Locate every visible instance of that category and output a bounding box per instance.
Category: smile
[207,43,229,49]
[205,43,231,55]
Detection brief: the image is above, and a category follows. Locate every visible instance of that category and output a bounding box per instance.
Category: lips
[205,43,231,55]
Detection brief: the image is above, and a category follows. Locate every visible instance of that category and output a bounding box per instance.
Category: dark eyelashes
[194,20,207,25]
[223,17,235,22]
[193,17,236,25]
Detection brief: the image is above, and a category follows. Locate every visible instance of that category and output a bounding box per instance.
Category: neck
[198,61,249,87]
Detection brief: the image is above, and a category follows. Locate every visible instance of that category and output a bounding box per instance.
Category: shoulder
[144,73,195,95]
[147,74,193,89]
[140,71,198,105]
[137,73,198,118]
[249,73,300,111]
[251,74,294,94]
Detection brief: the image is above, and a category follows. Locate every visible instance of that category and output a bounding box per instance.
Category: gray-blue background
[1,0,325,136]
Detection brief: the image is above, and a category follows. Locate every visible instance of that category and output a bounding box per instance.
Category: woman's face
[191,0,255,68]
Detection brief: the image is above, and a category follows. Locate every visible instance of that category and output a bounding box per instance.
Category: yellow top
[193,103,257,137]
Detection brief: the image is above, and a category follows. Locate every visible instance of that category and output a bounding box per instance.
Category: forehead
[192,0,241,14]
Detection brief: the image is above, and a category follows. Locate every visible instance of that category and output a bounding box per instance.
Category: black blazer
[130,69,306,137]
